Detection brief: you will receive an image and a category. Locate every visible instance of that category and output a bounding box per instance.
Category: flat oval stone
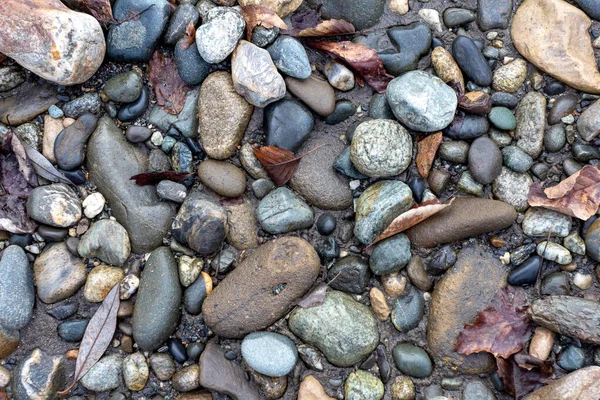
[548,93,578,125]
[370,234,411,275]
[267,35,311,79]
[443,112,489,140]
[175,36,211,86]
[387,70,458,132]
[488,107,516,130]
[102,71,143,103]
[477,0,512,30]
[392,343,432,378]
[289,290,379,367]
[508,256,541,286]
[57,319,88,342]
[578,99,600,141]
[443,8,475,27]
[203,237,320,338]
[468,136,502,184]
[264,99,314,151]
[26,183,82,228]
[241,332,298,377]
[257,187,314,234]
[34,242,87,304]
[0,246,34,330]
[133,247,182,351]
[117,86,149,122]
[452,36,492,87]
[285,74,336,117]
[54,113,98,171]
[197,160,247,198]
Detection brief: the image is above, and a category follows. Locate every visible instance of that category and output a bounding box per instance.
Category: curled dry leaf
[416,132,442,179]
[253,144,326,186]
[497,353,555,399]
[10,133,37,187]
[456,286,533,359]
[297,284,328,308]
[528,165,600,220]
[61,0,114,24]
[130,171,196,186]
[180,22,196,50]
[241,5,288,42]
[147,51,189,115]
[366,199,453,249]
[309,41,393,93]
[21,142,72,185]
[296,19,356,37]
[58,284,120,394]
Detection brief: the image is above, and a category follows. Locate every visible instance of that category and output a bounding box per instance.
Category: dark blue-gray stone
[57,319,89,342]
[0,246,34,330]
[334,148,369,179]
[54,113,98,171]
[108,0,171,62]
[324,100,355,125]
[257,187,314,234]
[369,234,411,275]
[392,343,432,378]
[148,88,199,138]
[175,38,211,86]
[502,145,533,173]
[382,22,432,76]
[508,256,541,286]
[184,274,209,315]
[574,0,600,20]
[164,4,200,45]
[444,112,489,140]
[267,36,311,79]
[369,94,395,120]
[391,288,425,332]
[491,92,518,108]
[443,8,476,27]
[328,256,370,294]
[541,272,570,296]
[544,125,566,152]
[557,345,585,372]
[133,247,182,351]
[117,86,149,122]
[264,99,314,151]
[171,142,193,173]
[452,36,493,87]
[477,0,513,30]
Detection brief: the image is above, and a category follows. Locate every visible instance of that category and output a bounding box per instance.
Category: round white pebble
[82,192,106,219]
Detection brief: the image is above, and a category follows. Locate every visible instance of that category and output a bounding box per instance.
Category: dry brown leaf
[528,165,600,220]
[241,5,288,42]
[367,199,453,249]
[296,19,355,37]
[181,22,196,50]
[147,51,189,115]
[309,41,393,93]
[253,145,326,186]
[416,132,442,179]
[58,284,120,394]
[61,0,114,24]
[497,354,555,399]
[456,286,532,359]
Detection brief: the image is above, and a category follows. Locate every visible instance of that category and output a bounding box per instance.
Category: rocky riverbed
[1,0,600,399]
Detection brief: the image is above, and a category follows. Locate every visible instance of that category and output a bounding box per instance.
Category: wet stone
[241,332,298,377]
[257,187,313,234]
[392,343,432,379]
[328,255,370,294]
[267,35,311,79]
[544,124,566,151]
[370,234,411,275]
[264,99,314,152]
[392,288,425,333]
[102,71,143,103]
[541,272,570,295]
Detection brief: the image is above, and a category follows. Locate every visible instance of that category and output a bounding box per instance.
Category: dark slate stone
[477,0,513,30]
[443,112,489,140]
[264,99,314,152]
[324,100,355,125]
[57,319,89,342]
[174,36,211,86]
[508,256,541,286]
[327,255,370,294]
[117,86,149,122]
[54,113,98,171]
[452,36,493,87]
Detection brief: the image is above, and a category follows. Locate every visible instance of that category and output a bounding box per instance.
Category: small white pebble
[561,115,575,124]
[573,272,593,290]
[486,31,499,40]
[500,252,511,265]
[349,180,361,190]
[150,131,163,146]
[82,192,106,219]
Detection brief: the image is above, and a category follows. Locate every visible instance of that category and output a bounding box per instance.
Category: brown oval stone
[406,197,517,248]
[197,160,247,198]
[284,75,336,117]
[431,46,464,92]
[202,237,320,338]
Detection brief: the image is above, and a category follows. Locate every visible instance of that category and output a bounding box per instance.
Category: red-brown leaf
[296,19,356,37]
[130,171,196,186]
[253,145,326,186]
[416,132,442,179]
[366,199,453,250]
[241,5,288,42]
[147,51,189,115]
[309,41,393,93]
[61,0,114,24]
[180,22,196,50]
[58,284,120,394]
[497,354,555,399]
[528,165,600,220]
[457,286,533,359]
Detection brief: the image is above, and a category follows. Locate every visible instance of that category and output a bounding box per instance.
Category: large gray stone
[87,117,175,253]
[0,245,34,330]
[306,0,385,30]
[578,99,600,141]
[196,7,245,63]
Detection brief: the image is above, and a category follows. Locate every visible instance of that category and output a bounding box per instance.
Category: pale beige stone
[238,0,302,17]
[529,326,554,361]
[42,115,63,163]
[389,0,409,15]
[369,287,390,321]
[298,376,335,400]
[511,0,600,93]
[381,273,407,297]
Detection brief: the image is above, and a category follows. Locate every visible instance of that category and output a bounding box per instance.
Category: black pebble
[61,170,86,185]
[544,82,565,95]
[187,342,204,361]
[9,234,32,248]
[47,302,79,320]
[118,86,149,122]
[37,225,68,242]
[167,338,188,363]
[316,237,340,263]
[225,350,237,360]
[408,177,426,203]
[316,213,337,236]
[507,256,541,286]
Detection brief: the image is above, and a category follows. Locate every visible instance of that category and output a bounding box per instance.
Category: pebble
[0,82,58,125]
[178,255,202,287]
[548,94,578,125]
[369,287,390,320]
[463,381,496,400]
[0,246,34,330]
[252,179,275,199]
[516,96,545,157]
[308,0,385,30]
[392,343,432,378]
[564,231,586,255]
[523,208,571,237]
[88,117,175,253]
[452,36,492,87]
[241,332,298,377]
[558,345,585,371]
[12,349,66,399]
[387,71,457,132]
[285,74,336,116]
[488,107,516,130]
[149,353,176,381]
[492,59,527,93]
[102,71,143,103]
[392,288,425,333]
[0,66,25,92]
[354,180,414,244]
[573,272,593,290]
[428,247,507,373]
[316,213,336,236]
[508,256,541,286]
[0,325,19,359]
[477,0,512,30]
[257,187,314,234]
[171,190,227,254]
[385,22,432,75]
[84,265,124,302]
[164,4,200,45]
[0,365,9,388]
[81,354,123,392]
[443,112,489,140]
[369,94,395,120]
[264,99,313,151]
[350,119,412,178]
[578,100,600,141]
[323,60,355,91]
[468,136,502,184]
[172,365,201,392]
[34,242,87,304]
[122,352,149,391]
[157,180,187,203]
[443,8,475,27]
[203,237,319,338]
[149,88,199,138]
[298,375,334,399]
[324,100,355,125]
[370,234,411,275]
[223,197,260,250]
[492,167,532,212]
[439,141,469,164]
[82,192,105,219]
[198,72,253,159]
[419,9,443,33]
[117,86,149,122]
[78,219,131,265]
[431,46,464,91]
[175,36,211,86]
[133,247,182,351]
[57,319,88,342]
[62,92,102,118]
[407,256,432,291]
[197,160,246,197]
[183,271,212,314]
[196,7,245,63]
[252,25,279,47]
[42,115,63,163]
[267,35,311,79]
[289,290,379,367]
[199,341,260,399]
[529,326,554,360]
[26,183,81,228]
[328,255,371,294]
[541,272,570,295]
[345,370,384,400]
[536,241,572,265]
[502,145,533,173]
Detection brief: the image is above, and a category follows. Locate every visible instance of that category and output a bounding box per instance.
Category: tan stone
[298,376,335,400]
[369,287,390,321]
[529,327,554,361]
[0,0,105,85]
[224,196,259,250]
[238,0,302,17]
[492,59,527,93]
[84,265,124,303]
[0,325,18,359]
[511,0,600,94]
[381,273,407,297]
[42,115,63,163]
[389,0,409,15]
[431,46,464,91]
[526,366,600,400]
